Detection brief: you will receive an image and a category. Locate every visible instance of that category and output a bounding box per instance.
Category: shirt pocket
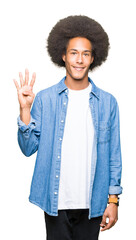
[97,121,110,143]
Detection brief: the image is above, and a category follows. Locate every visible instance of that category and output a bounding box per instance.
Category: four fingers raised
[13,69,36,90]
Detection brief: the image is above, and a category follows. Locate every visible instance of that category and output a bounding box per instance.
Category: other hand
[100,203,118,231]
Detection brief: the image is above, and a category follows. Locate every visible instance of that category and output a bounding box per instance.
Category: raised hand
[13,69,36,110]
[13,69,36,125]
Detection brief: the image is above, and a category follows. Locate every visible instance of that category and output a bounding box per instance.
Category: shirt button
[61,120,64,123]
[56,175,59,178]
[65,90,67,93]
[63,102,66,105]
[54,192,57,195]
[59,137,62,141]
[58,156,60,158]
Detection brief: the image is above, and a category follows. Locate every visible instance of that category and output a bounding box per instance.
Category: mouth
[73,66,85,71]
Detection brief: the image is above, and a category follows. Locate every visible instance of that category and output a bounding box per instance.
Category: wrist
[20,107,31,125]
[108,195,119,206]
[20,106,31,111]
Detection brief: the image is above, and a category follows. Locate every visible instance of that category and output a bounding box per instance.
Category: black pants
[44,209,102,240]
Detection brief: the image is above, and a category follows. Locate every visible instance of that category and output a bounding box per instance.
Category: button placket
[53,92,68,212]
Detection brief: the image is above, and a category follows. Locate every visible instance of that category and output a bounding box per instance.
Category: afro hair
[47,15,110,70]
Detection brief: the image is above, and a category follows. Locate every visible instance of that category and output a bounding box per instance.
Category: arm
[109,97,122,195]
[14,69,41,156]
[17,92,41,156]
[100,97,122,231]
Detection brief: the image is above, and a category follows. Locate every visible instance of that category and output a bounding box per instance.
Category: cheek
[85,58,93,66]
[66,58,75,67]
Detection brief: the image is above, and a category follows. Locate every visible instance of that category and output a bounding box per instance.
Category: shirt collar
[57,76,100,99]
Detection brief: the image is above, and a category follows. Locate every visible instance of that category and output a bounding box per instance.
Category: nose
[76,53,83,63]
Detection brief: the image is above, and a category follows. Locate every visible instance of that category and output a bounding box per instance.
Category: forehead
[66,37,92,51]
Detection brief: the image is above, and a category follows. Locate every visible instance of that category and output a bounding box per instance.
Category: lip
[73,66,85,71]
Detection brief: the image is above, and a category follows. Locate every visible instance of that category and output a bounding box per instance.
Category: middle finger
[25,68,29,85]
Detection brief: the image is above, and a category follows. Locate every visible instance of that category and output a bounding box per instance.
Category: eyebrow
[69,49,91,53]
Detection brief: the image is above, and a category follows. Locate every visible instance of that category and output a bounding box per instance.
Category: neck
[64,75,89,90]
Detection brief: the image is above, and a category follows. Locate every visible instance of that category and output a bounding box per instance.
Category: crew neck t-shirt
[58,82,94,209]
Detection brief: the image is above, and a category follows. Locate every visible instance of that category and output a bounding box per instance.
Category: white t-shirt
[58,82,94,209]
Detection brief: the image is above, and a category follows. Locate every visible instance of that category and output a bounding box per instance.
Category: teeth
[74,67,84,70]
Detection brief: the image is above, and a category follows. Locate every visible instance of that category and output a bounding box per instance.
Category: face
[62,37,94,82]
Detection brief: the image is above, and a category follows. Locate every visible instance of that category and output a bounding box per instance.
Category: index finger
[30,72,36,88]
[100,219,114,231]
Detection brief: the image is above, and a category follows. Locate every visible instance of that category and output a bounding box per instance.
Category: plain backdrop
[0,0,136,239]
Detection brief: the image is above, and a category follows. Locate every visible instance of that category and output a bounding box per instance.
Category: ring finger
[19,72,24,87]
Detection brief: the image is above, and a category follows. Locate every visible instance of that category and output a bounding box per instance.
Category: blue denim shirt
[17,76,122,219]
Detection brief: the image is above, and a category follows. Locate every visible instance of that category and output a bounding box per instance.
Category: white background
[0,0,136,239]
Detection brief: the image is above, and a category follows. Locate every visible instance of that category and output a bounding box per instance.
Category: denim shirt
[17,76,122,219]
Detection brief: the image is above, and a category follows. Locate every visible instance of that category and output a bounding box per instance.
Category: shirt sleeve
[17,92,41,157]
[109,96,123,195]
[17,115,36,132]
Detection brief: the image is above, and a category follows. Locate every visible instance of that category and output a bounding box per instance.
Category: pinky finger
[13,79,20,92]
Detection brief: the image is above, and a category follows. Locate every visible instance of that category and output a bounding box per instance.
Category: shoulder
[36,82,59,100]
[92,83,119,114]
[97,85,118,106]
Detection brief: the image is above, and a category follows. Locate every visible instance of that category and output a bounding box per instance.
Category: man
[14,15,122,240]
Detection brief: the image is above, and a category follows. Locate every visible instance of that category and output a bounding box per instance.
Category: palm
[14,69,36,109]
[18,85,34,108]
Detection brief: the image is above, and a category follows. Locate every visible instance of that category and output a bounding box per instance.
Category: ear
[62,54,66,62]
[91,56,94,64]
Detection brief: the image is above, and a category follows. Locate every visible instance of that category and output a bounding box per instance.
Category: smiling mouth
[73,66,85,71]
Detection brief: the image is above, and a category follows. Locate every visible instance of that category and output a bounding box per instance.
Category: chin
[72,74,87,81]
[73,77,84,81]
[71,71,89,80]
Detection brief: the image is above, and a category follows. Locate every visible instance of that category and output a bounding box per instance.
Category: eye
[71,52,77,55]
[84,53,89,56]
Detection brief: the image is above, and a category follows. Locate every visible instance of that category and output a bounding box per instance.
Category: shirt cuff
[109,186,123,195]
[17,115,36,132]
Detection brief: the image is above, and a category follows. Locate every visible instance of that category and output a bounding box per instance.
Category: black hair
[47,15,110,70]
